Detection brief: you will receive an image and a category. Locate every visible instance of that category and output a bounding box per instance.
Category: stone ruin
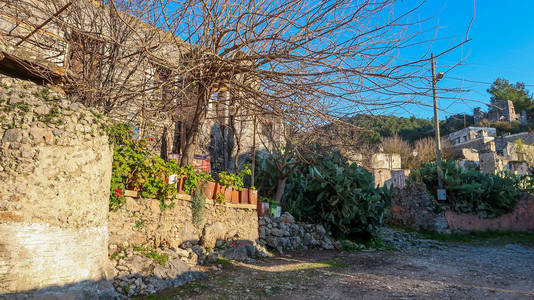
[0,77,267,299]
[0,77,116,298]
[447,127,534,175]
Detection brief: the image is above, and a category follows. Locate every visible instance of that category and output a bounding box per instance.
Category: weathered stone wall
[389,183,534,233]
[445,195,534,232]
[259,213,349,252]
[388,184,449,233]
[109,196,259,251]
[107,195,260,297]
[0,77,115,297]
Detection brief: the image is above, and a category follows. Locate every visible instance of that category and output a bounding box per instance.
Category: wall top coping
[124,190,257,210]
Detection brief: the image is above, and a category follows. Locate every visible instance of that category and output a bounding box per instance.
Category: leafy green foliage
[257,149,391,240]
[410,160,524,218]
[181,165,212,194]
[488,78,534,119]
[106,123,180,210]
[348,114,435,143]
[133,245,169,265]
[217,164,251,191]
[192,182,206,228]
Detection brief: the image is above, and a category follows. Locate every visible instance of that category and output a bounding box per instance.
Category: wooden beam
[15,2,72,47]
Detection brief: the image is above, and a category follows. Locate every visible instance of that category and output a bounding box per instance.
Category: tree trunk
[181,87,208,166]
[273,176,287,205]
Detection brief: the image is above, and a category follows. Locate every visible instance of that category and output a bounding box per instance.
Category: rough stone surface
[107,195,262,297]
[259,212,342,252]
[108,197,259,251]
[0,77,115,297]
[387,183,450,233]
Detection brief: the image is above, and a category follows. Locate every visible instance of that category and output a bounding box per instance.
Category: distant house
[474,100,527,125]
[447,127,497,145]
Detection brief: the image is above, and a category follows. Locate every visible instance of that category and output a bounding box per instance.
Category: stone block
[2,129,22,142]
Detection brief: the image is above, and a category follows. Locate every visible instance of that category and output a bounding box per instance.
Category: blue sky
[393,0,534,120]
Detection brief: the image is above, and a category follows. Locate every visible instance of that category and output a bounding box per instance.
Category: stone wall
[445,195,534,232]
[259,213,350,252]
[107,194,260,297]
[0,77,115,297]
[389,183,534,233]
[388,184,449,233]
[109,195,258,251]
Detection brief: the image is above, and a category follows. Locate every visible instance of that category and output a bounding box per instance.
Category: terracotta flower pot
[240,188,249,204]
[231,188,240,204]
[178,175,186,194]
[204,181,216,199]
[224,186,233,203]
[257,202,269,217]
[249,189,258,205]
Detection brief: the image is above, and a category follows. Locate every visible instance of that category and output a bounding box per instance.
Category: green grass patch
[171,281,208,297]
[216,255,234,269]
[391,226,534,247]
[298,260,347,270]
[340,237,397,252]
[133,245,169,265]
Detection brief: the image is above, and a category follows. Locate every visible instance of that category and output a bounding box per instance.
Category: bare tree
[2,0,472,172]
[106,0,471,165]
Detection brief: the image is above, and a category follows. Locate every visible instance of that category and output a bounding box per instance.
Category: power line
[446,77,534,87]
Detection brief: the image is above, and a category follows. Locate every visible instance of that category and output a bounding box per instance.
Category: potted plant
[177,174,186,194]
[249,186,258,205]
[231,188,240,204]
[270,202,281,218]
[257,196,271,217]
[240,188,249,204]
[218,166,250,204]
[204,180,216,199]
[224,186,233,202]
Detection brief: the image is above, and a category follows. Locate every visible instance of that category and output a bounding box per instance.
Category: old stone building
[473,100,527,125]
[0,0,276,173]
[445,125,534,174]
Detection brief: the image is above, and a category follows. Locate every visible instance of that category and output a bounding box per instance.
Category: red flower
[148,137,154,141]
[165,177,169,184]
[129,130,133,133]
[115,188,123,196]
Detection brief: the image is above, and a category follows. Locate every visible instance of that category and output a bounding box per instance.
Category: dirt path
[147,229,534,299]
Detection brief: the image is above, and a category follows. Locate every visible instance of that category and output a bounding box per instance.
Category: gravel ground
[145,228,534,299]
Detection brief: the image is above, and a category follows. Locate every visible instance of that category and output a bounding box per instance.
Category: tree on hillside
[487,78,534,118]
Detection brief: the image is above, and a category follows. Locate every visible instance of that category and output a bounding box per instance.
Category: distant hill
[348,114,474,144]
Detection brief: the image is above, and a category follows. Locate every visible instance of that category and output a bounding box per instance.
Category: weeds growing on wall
[192,182,206,228]
[256,148,391,241]
[409,160,530,218]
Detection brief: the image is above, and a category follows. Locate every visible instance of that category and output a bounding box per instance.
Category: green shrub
[409,160,523,218]
[192,182,206,228]
[181,165,212,194]
[217,164,251,191]
[256,149,391,240]
[106,123,203,210]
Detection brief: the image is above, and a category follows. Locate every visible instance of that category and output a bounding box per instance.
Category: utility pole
[431,53,446,201]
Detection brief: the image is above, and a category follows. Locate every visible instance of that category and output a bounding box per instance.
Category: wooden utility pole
[250,116,257,187]
[431,53,446,200]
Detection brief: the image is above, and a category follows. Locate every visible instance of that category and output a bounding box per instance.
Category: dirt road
[148,229,534,299]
